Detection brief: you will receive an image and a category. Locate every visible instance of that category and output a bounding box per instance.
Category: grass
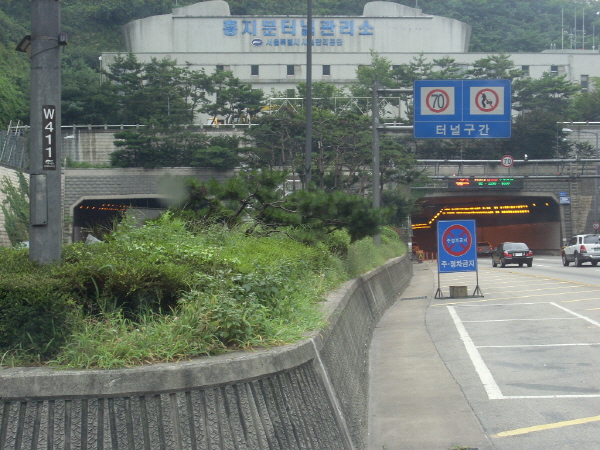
[0,216,406,370]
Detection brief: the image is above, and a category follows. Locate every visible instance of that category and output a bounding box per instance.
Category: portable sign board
[414,79,511,139]
[437,220,477,273]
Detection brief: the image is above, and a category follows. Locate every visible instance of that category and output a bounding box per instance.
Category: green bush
[346,227,405,277]
[0,274,79,359]
[0,216,404,369]
[59,215,237,316]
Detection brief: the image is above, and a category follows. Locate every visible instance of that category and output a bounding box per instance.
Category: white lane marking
[447,306,504,400]
[478,343,600,348]
[462,318,579,323]
[502,394,600,399]
[551,302,600,328]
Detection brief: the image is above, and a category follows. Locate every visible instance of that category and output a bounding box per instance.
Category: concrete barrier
[0,255,412,450]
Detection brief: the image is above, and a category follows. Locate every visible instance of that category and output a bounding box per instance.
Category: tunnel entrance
[411,194,561,254]
[72,198,166,242]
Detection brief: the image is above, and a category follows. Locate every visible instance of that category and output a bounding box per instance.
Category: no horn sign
[437,220,478,273]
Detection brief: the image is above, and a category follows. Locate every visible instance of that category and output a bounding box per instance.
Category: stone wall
[0,255,412,450]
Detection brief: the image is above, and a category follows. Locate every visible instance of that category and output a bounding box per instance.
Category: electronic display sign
[448,178,523,189]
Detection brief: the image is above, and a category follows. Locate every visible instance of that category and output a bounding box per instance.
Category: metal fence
[0,126,29,170]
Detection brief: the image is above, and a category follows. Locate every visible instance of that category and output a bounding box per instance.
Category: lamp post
[563,127,599,228]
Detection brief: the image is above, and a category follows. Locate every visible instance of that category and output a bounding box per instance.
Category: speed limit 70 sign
[501,155,514,167]
[414,79,511,139]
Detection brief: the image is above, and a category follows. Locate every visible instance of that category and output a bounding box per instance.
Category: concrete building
[103,0,473,120]
[102,0,600,120]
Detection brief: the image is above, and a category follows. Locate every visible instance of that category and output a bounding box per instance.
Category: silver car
[562,234,600,266]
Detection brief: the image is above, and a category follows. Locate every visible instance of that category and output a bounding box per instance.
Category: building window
[521,65,530,77]
[323,65,331,76]
[581,74,589,92]
[287,65,295,76]
[251,65,259,76]
[550,65,559,76]
[216,65,224,72]
[392,65,400,71]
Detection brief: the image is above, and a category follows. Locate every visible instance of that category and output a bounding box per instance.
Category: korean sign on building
[414,79,512,139]
[223,19,375,47]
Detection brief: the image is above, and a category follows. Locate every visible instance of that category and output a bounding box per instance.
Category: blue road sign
[437,220,478,273]
[414,79,511,139]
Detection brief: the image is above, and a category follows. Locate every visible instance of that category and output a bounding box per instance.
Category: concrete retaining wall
[0,255,413,450]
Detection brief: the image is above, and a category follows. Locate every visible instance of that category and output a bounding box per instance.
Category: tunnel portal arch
[71,195,168,242]
[411,191,563,254]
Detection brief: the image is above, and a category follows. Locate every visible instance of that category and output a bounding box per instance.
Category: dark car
[492,242,533,267]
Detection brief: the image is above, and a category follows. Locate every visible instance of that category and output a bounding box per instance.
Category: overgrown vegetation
[0,168,407,369]
[0,171,29,246]
[0,213,405,370]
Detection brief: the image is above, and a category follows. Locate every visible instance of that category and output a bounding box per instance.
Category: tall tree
[244,109,305,170]
[467,53,523,80]
[513,72,580,114]
[352,51,397,96]
[201,69,264,124]
[570,77,600,122]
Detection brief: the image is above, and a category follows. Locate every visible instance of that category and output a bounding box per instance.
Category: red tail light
[526,251,533,257]
[504,251,510,257]
[580,245,587,253]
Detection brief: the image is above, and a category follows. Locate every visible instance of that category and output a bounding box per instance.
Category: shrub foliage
[0,205,404,369]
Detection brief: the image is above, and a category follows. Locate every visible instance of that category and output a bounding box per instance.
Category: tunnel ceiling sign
[414,79,511,139]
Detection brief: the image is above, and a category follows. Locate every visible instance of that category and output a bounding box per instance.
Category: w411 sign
[414,79,511,139]
[42,105,57,170]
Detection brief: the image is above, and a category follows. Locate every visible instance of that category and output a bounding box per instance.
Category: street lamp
[563,127,599,228]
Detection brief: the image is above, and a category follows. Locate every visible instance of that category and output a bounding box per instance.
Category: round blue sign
[442,224,472,257]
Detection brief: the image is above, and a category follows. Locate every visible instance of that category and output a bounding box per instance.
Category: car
[492,242,533,267]
[561,234,600,266]
[477,241,494,256]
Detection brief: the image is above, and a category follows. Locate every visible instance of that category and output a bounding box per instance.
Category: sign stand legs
[435,270,444,298]
[472,269,484,297]
[434,271,484,299]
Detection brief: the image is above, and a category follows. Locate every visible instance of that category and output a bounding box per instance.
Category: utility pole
[305,0,313,186]
[371,81,381,246]
[371,86,414,246]
[28,0,65,263]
